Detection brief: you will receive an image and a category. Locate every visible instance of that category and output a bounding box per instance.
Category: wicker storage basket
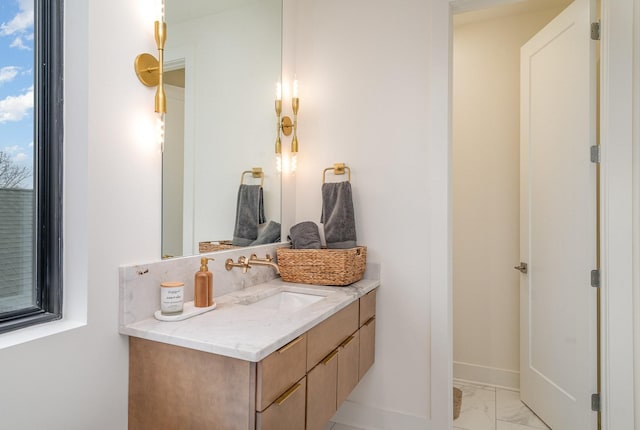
[276,246,366,286]
[199,240,239,253]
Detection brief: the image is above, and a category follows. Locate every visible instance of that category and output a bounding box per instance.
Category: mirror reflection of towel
[321,181,357,249]
[232,184,265,246]
[251,220,281,245]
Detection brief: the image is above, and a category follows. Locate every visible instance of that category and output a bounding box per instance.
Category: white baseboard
[453,361,519,390]
[331,400,430,430]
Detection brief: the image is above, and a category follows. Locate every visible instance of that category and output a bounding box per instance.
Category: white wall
[452,6,565,388]
[292,0,433,427]
[0,0,160,428]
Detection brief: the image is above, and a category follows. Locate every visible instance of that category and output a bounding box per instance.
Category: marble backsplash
[119,243,287,328]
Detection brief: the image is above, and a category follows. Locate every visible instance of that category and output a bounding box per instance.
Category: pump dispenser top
[195,257,215,307]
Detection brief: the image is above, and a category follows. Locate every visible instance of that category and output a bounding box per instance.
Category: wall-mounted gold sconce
[134,20,167,113]
[275,79,300,172]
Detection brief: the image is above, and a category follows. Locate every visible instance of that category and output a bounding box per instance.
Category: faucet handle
[239,256,250,273]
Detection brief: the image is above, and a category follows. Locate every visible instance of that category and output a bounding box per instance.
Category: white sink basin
[249,291,325,312]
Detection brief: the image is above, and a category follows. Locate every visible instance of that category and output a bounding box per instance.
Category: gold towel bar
[240,167,264,186]
[322,163,351,184]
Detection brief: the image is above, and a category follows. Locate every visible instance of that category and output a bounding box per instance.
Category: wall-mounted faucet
[248,254,280,275]
[224,254,280,275]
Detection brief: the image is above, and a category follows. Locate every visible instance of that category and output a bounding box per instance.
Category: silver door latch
[514,262,528,274]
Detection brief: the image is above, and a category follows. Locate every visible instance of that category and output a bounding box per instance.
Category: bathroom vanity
[120,268,378,430]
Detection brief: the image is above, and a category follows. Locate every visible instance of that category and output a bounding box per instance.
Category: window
[0,0,63,334]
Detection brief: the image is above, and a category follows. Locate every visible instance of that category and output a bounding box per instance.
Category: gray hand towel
[320,181,357,249]
[288,221,322,249]
[251,220,281,245]
[232,184,266,246]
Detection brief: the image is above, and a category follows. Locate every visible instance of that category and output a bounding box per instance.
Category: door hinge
[591,21,601,41]
[591,393,601,412]
[591,269,601,288]
[590,145,600,163]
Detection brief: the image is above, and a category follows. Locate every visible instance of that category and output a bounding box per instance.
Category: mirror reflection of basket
[276,246,366,286]
[199,241,240,253]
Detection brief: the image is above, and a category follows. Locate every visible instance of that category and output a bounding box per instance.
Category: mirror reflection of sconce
[134,20,167,113]
[275,79,300,172]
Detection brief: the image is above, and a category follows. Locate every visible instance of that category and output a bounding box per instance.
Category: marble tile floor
[454,381,551,430]
[323,380,550,430]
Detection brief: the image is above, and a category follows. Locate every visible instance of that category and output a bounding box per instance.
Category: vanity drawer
[306,351,339,430]
[256,334,307,412]
[359,289,376,327]
[256,377,306,430]
[359,317,376,380]
[307,300,359,371]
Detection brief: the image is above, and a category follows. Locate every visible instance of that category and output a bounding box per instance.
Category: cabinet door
[256,377,306,430]
[359,317,376,380]
[256,334,307,411]
[306,350,338,430]
[337,331,360,406]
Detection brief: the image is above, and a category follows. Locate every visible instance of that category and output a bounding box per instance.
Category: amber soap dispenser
[195,257,215,307]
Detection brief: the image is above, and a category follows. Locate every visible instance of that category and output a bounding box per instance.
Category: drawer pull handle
[275,383,301,405]
[278,336,304,354]
[321,349,339,365]
[340,335,355,348]
[364,317,375,327]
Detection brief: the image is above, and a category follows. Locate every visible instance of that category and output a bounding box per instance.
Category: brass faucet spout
[248,254,280,275]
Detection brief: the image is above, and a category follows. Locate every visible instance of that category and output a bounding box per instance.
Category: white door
[519,0,598,429]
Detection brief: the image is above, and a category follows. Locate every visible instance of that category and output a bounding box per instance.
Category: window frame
[0,0,64,334]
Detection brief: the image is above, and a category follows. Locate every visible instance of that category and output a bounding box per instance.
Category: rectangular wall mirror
[162,0,283,258]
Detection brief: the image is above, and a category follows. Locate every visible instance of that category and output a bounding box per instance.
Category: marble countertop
[120,278,379,362]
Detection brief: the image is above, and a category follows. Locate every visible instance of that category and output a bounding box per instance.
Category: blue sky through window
[0,0,34,189]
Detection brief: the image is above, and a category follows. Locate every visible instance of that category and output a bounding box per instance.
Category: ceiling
[453,0,574,26]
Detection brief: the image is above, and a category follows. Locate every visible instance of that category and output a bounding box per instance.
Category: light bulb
[276,154,282,173]
[157,114,165,151]
[276,82,282,101]
[291,153,297,173]
[292,79,299,99]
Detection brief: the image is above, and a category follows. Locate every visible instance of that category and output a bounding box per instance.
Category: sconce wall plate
[281,116,293,136]
[134,53,160,87]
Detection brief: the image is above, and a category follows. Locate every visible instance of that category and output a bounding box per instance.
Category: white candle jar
[160,281,184,315]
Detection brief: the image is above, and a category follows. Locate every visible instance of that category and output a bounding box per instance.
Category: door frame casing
[440,0,637,429]
[598,1,636,429]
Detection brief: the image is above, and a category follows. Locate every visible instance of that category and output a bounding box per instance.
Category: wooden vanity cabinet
[128,289,377,430]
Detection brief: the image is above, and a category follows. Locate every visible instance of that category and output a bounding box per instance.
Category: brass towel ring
[322,163,351,184]
[241,167,264,186]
